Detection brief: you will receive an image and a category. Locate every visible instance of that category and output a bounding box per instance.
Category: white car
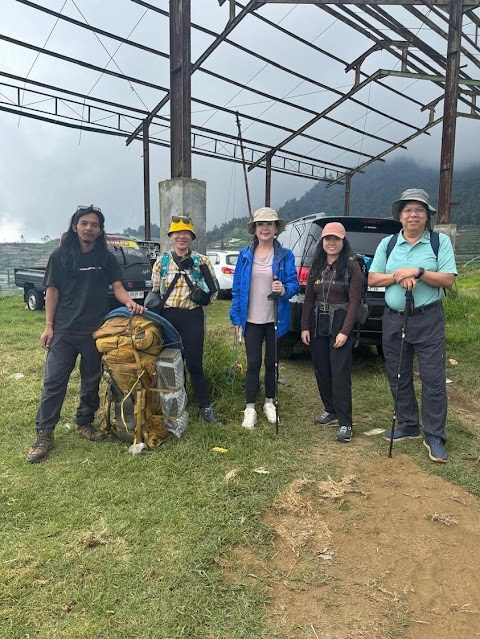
[206,250,239,298]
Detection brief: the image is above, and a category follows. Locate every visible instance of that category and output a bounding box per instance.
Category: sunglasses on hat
[171,215,192,224]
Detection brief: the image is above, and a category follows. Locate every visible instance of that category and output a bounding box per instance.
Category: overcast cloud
[1,0,479,242]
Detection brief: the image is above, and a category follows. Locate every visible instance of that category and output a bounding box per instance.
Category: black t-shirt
[44,248,123,334]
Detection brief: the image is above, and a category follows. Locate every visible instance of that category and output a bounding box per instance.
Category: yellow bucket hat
[167,215,196,239]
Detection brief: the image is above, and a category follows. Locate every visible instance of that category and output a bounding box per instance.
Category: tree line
[123,159,479,242]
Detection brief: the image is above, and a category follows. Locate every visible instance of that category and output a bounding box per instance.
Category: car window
[279,219,321,268]
[226,254,238,266]
[207,253,220,265]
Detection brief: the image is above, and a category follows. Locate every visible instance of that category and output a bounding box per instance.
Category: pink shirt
[247,249,275,324]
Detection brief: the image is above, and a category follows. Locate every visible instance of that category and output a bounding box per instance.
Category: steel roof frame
[2,0,479,229]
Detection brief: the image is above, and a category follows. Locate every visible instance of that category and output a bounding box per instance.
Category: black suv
[278,214,402,357]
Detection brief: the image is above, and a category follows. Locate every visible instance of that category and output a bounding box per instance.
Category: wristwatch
[415,267,425,280]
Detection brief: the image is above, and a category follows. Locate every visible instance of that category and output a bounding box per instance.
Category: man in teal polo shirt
[369,188,457,463]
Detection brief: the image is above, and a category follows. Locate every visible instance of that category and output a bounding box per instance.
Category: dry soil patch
[226,451,480,639]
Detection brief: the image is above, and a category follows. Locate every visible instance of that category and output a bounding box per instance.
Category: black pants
[310,309,353,428]
[160,306,210,409]
[36,332,102,431]
[244,322,276,404]
[382,303,447,441]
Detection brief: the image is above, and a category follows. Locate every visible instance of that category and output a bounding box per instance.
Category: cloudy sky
[1,0,479,242]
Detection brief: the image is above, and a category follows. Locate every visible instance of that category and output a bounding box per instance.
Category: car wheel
[27,289,44,311]
[376,344,384,358]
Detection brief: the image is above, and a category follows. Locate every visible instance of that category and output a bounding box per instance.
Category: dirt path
[264,450,480,638]
[226,393,480,638]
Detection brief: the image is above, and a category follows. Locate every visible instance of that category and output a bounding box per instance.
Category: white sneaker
[242,407,257,430]
[263,402,278,424]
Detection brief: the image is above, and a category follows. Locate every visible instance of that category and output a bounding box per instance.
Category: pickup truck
[14,234,153,311]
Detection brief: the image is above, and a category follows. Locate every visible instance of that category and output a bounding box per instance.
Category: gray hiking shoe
[27,429,54,463]
[336,425,352,443]
[314,411,338,426]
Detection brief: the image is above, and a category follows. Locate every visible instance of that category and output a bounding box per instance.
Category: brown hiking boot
[75,423,104,442]
[27,429,55,463]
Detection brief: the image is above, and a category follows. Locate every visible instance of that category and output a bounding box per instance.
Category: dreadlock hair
[58,206,108,276]
[309,236,354,282]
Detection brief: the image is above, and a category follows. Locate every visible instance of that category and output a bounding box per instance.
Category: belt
[386,300,441,316]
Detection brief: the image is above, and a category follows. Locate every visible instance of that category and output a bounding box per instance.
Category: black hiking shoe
[336,425,352,443]
[200,406,222,426]
[314,411,338,426]
[27,429,55,463]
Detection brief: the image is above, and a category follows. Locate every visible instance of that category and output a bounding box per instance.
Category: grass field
[1,272,479,639]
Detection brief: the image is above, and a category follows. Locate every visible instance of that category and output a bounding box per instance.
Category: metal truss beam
[378,69,480,87]
[0,80,347,182]
[327,116,444,187]
[20,0,401,146]
[0,70,374,162]
[248,67,413,172]
[252,0,480,5]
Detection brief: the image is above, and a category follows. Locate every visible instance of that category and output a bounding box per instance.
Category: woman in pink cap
[300,222,361,443]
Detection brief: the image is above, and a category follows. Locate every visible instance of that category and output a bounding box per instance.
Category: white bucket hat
[391,188,437,222]
[247,207,286,235]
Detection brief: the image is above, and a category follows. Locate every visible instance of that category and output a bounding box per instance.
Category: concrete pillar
[434,223,457,249]
[158,177,207,254]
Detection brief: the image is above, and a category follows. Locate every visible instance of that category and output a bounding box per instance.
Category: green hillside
[0,240,58,270]
[206,158,480,244]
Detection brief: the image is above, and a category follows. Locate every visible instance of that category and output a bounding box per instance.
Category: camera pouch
[314,303,331,337]
[188,283,211,306]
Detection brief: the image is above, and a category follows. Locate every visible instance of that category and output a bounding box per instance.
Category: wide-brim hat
[167,215,196,240]
[247,207,286,235]
[391,188,437,222]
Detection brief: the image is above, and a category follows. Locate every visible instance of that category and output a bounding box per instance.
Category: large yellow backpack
[93,313,170,448]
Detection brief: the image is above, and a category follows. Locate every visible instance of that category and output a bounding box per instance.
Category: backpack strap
[429,231,440,258]
[157,253,180,307]
[385,233,398,262]
[342,256,355,301]
[160,252,170,278]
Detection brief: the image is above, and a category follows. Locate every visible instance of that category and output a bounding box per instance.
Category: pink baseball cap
[321,222,346,239]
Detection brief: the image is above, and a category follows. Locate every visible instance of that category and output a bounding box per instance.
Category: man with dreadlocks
[27,205,143,463]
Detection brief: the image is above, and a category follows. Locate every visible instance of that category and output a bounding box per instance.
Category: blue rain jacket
[229,240,299,338]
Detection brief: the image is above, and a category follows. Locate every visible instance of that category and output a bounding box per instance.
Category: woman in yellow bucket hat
[150,215,221,424]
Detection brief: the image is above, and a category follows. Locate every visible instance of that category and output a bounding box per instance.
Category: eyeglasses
[256,221,275,227]
[401,207,427,216]
[171,215,192,224]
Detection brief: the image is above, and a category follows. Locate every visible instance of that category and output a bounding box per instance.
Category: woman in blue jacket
[230,207,299,429]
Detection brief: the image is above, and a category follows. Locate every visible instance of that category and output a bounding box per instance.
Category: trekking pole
[388,289,414,458]
[267,279,280,435]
